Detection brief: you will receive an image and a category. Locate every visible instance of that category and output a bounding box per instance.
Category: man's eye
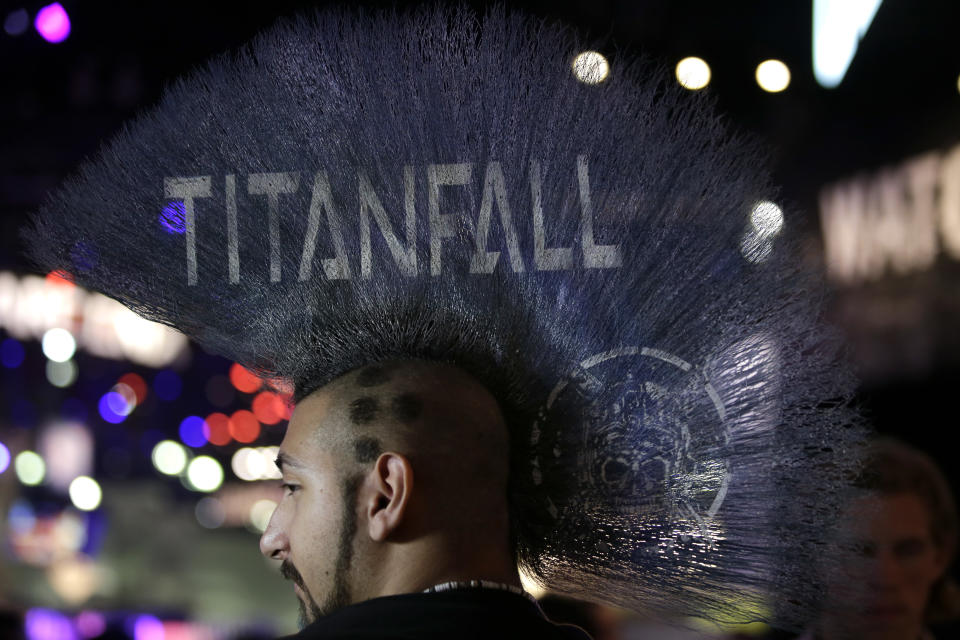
[281,483,300,495]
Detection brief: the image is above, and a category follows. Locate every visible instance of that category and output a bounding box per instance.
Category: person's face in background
[823,492,949,640]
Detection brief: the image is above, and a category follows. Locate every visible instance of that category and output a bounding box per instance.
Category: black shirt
[282,588,593,640]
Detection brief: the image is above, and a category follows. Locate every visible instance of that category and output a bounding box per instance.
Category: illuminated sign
[0,272,188,367]
[813,0,883,88]
[819,145,960,283]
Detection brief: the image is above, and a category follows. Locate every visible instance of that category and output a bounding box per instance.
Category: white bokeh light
[740,231,775,264]
[756,59,791,93]
[750,201,785,237]
[186,456,224,492]
[571,51,610,85]
[195,497,226,529]
[46,359,78,388]
[676,57,711,90]
[152,440,188,476]
[69,476,102,511]
[15,451,46,486]
[42,328,76,362]
[248,499,278,533]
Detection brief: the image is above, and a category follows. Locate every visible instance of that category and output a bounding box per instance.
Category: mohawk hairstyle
[25,4,866,629]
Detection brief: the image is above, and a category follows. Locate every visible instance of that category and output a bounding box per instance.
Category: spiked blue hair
[24,4,866,629]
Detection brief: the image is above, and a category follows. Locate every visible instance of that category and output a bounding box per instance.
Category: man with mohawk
[25,5,865,639]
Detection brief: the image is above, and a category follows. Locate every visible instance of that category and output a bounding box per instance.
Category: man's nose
[259,509,288,560]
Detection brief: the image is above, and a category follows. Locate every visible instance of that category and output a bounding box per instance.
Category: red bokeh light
[229,410,261,443]
[117,372,148,404]
[280,394,293,420]
[46,270,74,287]
[229,363,262,394]
[252,391,286,425]
[203,412,232,446]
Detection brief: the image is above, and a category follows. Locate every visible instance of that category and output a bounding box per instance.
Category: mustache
[280,560,307,589]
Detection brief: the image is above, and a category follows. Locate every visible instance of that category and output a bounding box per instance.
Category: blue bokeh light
[1,338,25,368]
[4,9,30,36]
[179,416,207,448]
[98,392,128,424]
[154,370,183,401]
[0,442,10,474]
[159,201,186,234]
[70,241,98,272]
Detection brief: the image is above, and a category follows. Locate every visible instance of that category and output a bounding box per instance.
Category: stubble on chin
[286,474,362,628]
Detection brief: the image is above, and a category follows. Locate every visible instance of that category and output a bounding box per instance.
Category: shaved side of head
[311,360,513,535]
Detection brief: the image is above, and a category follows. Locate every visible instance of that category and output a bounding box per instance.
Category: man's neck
[361,535,521,600]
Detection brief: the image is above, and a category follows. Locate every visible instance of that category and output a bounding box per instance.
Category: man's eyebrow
[275,452,306,471]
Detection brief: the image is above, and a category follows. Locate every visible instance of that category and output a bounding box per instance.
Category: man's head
[820,439,957,640]
[259,359,517,626]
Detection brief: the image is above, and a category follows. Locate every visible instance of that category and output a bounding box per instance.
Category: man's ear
[363,452,414,542]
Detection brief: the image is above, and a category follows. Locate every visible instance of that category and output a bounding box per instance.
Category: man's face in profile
[825,492,947,639]
[259,389,358,627]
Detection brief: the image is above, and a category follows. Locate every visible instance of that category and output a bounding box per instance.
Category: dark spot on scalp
[355,365,391,388]
[349,396,379,424]
[353,437,382,464]
[391,392,422,423]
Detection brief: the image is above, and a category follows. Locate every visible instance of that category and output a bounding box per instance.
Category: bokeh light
[159,201,186,234]
[42,327,76,362]
[4,9,29,36]
[229,410,261,443]
[252,391,286,425]
[68,476,102,511]
[229,363,262,393]
[39,421,93,490]
[153,370,182,401]
[740,230,775,264]
[179,416,208,448]
[232,447,265,481]
[34,2,70,43]
[46,269,74,287]
[131,614,163,640]
[25,608,76,640]
[8,499,36,534]
[571,51,610,85]
[203,413,231,446]
[0,441,10,474]
[756,59,791,93]
[118,373,148,404]
[75,611,107,639]
[750,200,785,237]
[186,456,224,492]
[151,440,188,476]
[46,359,78,388]
[70,241,97,272]
[1,337,25,368]
[15,450,45,485]
[248,499,277,533]
[113,382,138,411]
[195,497,226,529]
[98,392,129,424]
[676,56,711,90]
[231,446,283,481]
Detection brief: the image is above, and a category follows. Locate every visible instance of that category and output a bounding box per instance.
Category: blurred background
[1,0,958,638]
